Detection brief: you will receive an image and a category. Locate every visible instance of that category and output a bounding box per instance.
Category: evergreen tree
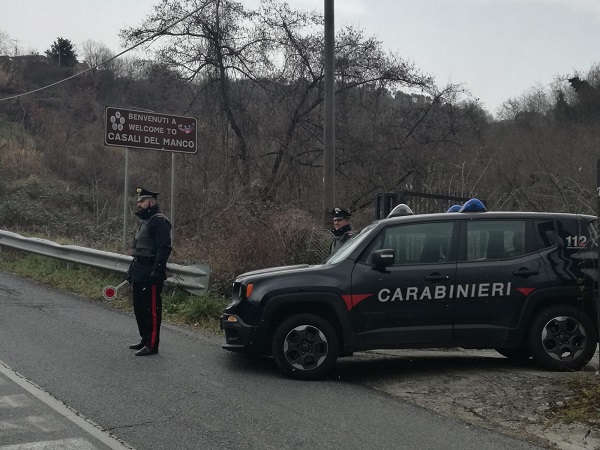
[45,37,78,67]
[567,76,600,120]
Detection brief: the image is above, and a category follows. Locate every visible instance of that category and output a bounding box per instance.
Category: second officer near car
[128,187,172,356]
[329,207,353,255]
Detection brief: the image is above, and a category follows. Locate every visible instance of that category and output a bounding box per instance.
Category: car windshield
[325,222,379,264]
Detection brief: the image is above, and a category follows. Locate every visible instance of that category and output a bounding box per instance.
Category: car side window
[534,220,557,249]
[466,220,526,261]
[361,221,455,265]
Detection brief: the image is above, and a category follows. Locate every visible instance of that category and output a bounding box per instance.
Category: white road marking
[0,360,133,450]
[0,437,98,449]
[0,394,31,408]
[0,415,64,432]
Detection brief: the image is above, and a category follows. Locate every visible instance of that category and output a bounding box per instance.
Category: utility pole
[11,39,18,56]
[322,0,335,226]
[597,160,600,374]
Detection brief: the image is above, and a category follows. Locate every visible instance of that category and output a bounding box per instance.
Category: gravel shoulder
[335,348,600,450]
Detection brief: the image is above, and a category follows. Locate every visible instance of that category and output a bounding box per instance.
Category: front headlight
[233,282,254,301]
[244,283,254,299]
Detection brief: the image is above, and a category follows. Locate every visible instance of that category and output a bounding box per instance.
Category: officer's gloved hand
[150,270,158,284]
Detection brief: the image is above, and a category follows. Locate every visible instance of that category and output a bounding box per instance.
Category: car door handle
[424,274,450,282]
[512,268,539,277]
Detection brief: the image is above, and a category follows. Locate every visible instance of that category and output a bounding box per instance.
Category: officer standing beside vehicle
[127,187,172,356]
[329,207,353,255]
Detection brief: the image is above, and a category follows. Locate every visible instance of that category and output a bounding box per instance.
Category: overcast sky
[1,0,599,114]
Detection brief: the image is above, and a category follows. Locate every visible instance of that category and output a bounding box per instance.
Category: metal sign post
[123,148,130,251]
[171,152,176,243]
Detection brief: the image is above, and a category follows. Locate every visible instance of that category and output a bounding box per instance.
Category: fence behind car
[284,228,332,264]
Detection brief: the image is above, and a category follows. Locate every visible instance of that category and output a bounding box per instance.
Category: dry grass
[0,250,227,329]
[548,371,600,425]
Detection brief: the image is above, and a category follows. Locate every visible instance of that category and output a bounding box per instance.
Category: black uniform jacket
[330,223,353,255]
[129,204,172,283]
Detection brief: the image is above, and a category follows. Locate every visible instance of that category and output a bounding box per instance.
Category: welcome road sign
[104,107,198,153]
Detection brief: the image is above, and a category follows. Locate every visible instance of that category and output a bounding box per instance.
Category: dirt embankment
[336,348,600,450]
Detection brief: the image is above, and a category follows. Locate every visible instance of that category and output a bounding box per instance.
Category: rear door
[453,218,549,345]
[351,220,458,347]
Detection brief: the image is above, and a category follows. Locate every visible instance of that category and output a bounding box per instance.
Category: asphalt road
[0,270,546,450]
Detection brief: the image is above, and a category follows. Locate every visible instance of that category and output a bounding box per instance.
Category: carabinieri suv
[222,202,599,380]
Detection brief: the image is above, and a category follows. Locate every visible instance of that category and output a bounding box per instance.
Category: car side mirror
[372,249,395,267]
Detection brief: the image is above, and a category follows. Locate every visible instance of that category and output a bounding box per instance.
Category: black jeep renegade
[222,204,599,380]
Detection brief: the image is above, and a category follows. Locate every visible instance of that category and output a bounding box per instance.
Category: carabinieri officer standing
[127,187,172,356]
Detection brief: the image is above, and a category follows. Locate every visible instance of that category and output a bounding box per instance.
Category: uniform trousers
[132,282,163,349]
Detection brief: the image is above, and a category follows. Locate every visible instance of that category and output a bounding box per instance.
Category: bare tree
[121,0,263,185]
[80,40,117,72]
[0,30,11,56]
[121,0,441,207]
[252,2,438,202]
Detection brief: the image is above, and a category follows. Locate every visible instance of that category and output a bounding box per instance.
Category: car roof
[379,211,597,226]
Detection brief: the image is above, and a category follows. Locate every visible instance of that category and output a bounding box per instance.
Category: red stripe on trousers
[150,283,157,348]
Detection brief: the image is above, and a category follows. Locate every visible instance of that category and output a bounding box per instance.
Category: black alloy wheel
[528,305,598,371]
[272,313,339,380]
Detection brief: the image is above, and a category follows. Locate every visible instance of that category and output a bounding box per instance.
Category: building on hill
[9,54,50,65]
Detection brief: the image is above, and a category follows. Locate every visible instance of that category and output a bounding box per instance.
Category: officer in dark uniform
[329,207,353,255]
[127,187,172,356]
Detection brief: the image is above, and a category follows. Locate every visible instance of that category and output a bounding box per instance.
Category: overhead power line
[0,5,203,102]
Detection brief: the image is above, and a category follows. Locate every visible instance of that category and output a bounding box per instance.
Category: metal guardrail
[0,230,209,295]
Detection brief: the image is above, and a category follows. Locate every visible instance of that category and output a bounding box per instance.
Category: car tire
[527,305,598,371]
[495,347,531,361]
[272,313,339,380]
